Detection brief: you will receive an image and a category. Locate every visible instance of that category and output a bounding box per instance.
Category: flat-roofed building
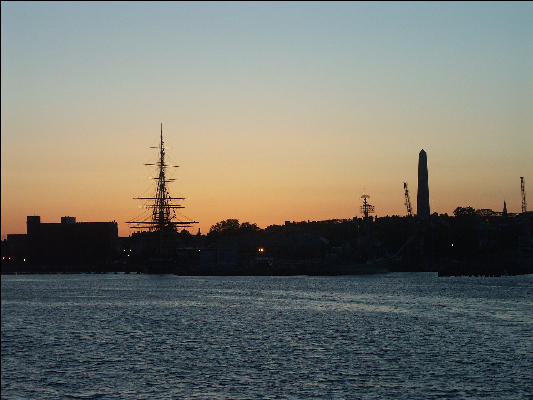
[24,216,118,265]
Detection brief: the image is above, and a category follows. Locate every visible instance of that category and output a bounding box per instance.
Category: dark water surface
[2,273,532,399]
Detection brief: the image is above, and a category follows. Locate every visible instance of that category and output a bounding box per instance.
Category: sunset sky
[2,2,532,238]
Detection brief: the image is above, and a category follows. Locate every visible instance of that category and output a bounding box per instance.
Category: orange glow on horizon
[2,4,532,239]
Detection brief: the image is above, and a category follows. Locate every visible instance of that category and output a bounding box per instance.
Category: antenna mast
[403,182,413,216]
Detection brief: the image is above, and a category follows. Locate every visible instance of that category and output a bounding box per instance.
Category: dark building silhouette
[417,149,430,219]
[24,215,118,265]
[61,216,76,224]
[4,234,27,262]
[3,212,532,276]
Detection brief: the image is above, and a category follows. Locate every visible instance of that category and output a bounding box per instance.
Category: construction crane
[521,177,527,213]
[403,182,413,216]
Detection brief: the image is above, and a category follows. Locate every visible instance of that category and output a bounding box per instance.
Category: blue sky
[2,2,532,236]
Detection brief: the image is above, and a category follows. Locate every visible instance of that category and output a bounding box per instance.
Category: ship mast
[153,123,170,231]
[127,123,198,232]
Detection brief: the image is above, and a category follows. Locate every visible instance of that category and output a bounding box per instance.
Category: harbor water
[2,273,532,399]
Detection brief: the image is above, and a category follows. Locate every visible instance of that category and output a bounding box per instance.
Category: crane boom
[403,182,413,216]
[521,177,527,213]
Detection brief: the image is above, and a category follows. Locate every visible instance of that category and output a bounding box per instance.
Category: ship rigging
[127,123,198,232]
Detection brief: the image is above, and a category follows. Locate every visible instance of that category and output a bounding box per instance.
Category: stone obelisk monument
[417,149,430,219]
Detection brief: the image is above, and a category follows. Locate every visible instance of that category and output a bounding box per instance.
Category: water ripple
[2,273,532,399]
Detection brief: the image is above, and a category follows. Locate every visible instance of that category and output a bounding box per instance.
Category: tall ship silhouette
[127,123,198,232]
[127,124,198,269]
